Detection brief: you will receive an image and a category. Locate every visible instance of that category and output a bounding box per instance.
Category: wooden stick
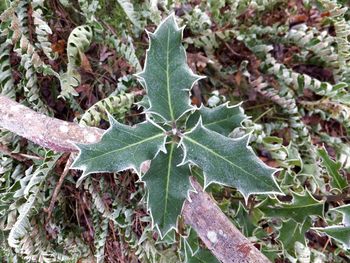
[0,95,271,263]
[184,178,270,263]
[0,95,103,152]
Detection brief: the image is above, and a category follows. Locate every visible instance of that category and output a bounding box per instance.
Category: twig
[0,143,44,161]
[0,95,271,263]
[45,154,75,224]
[184,178,270,263]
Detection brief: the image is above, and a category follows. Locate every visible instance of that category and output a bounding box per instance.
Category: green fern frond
[60,25,93,99]
[79,93,134,127]
[8,151,60,249]
[0,31,15,98]
[117,0,140,28]
[32,1,57,60]
[111,37,142,72]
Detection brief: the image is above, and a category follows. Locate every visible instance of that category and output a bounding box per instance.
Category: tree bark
[184,178,270,263]
[0,95,271,263]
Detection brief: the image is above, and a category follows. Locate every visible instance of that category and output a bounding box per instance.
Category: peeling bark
[0,95,271,263]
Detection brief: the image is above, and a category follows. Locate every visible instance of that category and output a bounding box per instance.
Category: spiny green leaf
[317,146,347,190]
[183,233,219,263]
[143,142,191,237]
[137,14,202,122]
[277,218,311,254]
[233,202,258,237]
[181,120,281,199]
[184,228,200,256]
[314,226,350,249]
[257,190,324,223]
[187,249,220,263]
[332,204,350,226]
[72,116,166,185]
[313,204,350,250]
[186,103,246,136]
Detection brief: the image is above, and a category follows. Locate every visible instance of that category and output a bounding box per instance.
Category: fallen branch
[0,95,271,263]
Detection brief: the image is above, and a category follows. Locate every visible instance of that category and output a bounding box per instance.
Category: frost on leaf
[332,204,350,226]
[277,218,311,255]
[314,226,350,250]
[136,14,202,122]
[317,147,347,190]
[186,103,247,136]
[71,14,282,239]
[257,190,324,223]
[72,115,166,185]
[142,142,191,237]
[181,119,281,200]
[313,204,350,249]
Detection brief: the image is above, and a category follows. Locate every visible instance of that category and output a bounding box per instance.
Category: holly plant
[72,14,281,238]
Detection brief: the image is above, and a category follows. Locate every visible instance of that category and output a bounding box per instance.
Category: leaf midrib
[80,133,164,165]
[271,202,323,210]
[162,142,174,227]
[166,28,175,121]
[184,136,271,189]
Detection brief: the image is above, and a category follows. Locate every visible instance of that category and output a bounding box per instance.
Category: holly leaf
[187,249,220,263]
[313,226,350,249]
[186,103,246,136]
[233,202,258,237]
[277,218,311,254]
[332,204,350,226]
[72,116,166,185]
[137,14,201,122]
[143,142,191,237]
[257,190,324,223]
[313,204,350,250]
[181,120,281,199]
[183,233,219,263]
[190,166,205,187]
[184,228,200,255]
[317,146,347,190]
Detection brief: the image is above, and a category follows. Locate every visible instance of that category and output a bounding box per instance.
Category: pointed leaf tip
[186,103,247,136]
[181,123,280,199]
[143,142,191,237]
[72,120,166,182]
[139,14,201,122]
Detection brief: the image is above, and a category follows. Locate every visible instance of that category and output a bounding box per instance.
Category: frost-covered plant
[72,14,281,237]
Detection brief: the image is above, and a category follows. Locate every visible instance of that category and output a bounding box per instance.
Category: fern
[8,151,59,247]
[111,36,142,72]
[16,0,29,37]
[285,24,339,73]
[321,0,350,81]
[300,98,350,134]
[184,6,212,34]
[116,0,140,28]
[15,35,52,114]
[32,0,57,60]
[93,214,109,263]
[261,53,348,100]
[0,27,15,98]
[249,74,320,185]
[184,28,236,59]
[5,2,60,113]
[79,92,134,127]
[7,3,59,114]
[249,0,285,11]
[60,25,93,99]
[78,0,100,23]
